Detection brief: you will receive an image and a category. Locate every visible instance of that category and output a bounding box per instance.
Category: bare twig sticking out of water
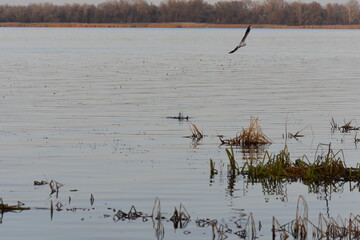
[234,212,257,239]
[50,200,53,220]
[90,194,94,206]
[330,117,338,130]
[355,132,360,144]
[151,197,164,240]
[151,197,161,220]
[49,180,63,196]
[287,124,312,139]
[113,206,143,221]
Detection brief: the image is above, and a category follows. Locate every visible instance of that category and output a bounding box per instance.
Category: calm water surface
[0,27,360,239]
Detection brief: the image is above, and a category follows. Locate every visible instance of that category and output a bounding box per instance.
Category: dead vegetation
[219,117,271,146]
[187,121,203,140]
[0,198,29,212]
[273,195,360,240]
[286,124,312,140]
[331,118,359,132]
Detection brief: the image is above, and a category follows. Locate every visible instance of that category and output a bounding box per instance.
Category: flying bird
[228,25,252,54]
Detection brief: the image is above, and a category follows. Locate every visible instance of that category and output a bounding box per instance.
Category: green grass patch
[227,144,360,183]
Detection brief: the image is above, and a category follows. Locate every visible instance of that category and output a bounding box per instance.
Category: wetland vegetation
[1,27,360,239]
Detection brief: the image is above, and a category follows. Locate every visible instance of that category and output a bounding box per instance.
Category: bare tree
[346,0,360,23]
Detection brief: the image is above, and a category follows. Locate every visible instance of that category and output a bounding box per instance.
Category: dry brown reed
[273,195,360,239]
[220,117,271,146]
[339,120,359,132]
[188,121,203,140]
[170,203,190,229]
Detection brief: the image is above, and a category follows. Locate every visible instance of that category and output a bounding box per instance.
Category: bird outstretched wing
[228,25,252,54]
[240,25,251,44]
[228,46,239,54]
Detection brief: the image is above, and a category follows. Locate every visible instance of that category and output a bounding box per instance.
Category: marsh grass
[273,195,360,239]
[225,147,240,175]
[224,143,360,184]
[240,144,360,182]
[220,117,271,146]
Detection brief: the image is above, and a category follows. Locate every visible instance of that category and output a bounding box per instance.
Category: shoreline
[1,22,360,29]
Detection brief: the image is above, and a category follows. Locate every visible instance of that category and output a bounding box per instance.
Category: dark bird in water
[229,25,252,54]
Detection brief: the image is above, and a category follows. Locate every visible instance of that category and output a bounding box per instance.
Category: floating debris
[0,198,30,212]
[34,180,48,186]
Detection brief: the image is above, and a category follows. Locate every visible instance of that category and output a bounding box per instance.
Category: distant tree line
[0,0,360,25]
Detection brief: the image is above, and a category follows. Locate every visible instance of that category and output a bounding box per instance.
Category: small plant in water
[224,143,360,183]
[188,121,203,140]
[273,195,360,239]
[220,117,271,146]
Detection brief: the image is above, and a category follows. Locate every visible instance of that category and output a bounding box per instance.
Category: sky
[0,0,348,5]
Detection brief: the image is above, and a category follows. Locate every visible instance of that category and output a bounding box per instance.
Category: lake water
[0,27,360,239]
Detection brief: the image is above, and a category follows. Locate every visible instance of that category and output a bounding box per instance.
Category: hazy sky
[0,0,348,5]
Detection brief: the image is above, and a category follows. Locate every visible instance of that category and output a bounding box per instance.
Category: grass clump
[220,117,271,146]
[188,121,203,140]
[273,195,360,239]
[226,143,360,183]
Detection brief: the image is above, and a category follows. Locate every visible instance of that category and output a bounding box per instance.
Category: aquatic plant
[273,195,360,239]
[225,147,240,175]
[188,121,203,140]
[331,118,359,132]
[220,117,271,146]
[340,119,359,132]
[223,143,360,184]
[170,203,190,229]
